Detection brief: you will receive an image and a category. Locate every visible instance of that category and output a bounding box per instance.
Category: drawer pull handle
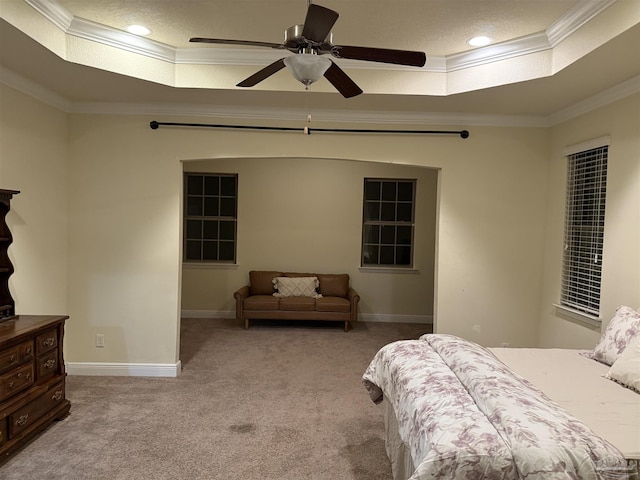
[42,337,55,347]
[52,390,63,401]
[8,381,14,390]
[44,359,56,369]
[25,372,32,381]
[9,353,17,364]
[15,414,29,426]
[25,346,32,355]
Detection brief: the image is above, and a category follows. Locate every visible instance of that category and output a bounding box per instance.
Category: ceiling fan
[189,2,426,98]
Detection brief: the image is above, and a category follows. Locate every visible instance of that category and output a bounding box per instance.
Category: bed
[362,306,640,480]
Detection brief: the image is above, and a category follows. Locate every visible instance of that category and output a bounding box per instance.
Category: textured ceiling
[1,0,639,119]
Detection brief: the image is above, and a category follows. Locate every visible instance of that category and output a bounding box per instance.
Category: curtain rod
[149,121,469,138]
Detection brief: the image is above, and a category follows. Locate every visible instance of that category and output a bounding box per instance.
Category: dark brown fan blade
[190,38,285,49]
[324,61,363,98]
[237,58,287,87]
[332,45,426,67]
[301,4,339,43]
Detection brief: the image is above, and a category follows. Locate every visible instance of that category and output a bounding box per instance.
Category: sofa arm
[347,288,359,302]
[234,285,249,300]
[234,286,250,321]
[348,288,360,322]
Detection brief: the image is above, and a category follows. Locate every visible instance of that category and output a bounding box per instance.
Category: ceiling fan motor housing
[284,24,333,53]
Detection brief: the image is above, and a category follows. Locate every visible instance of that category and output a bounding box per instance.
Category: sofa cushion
[315,296,351,313]
[273,276,321,298]
[244,295,279,311]
[279,297,316,311]
[249,271,282,296]
[317,274,349,298]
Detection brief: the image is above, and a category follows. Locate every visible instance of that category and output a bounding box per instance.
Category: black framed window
[362,178,416,267]
[184,173,237,262]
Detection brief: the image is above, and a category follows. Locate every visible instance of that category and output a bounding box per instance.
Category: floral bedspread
[362,334,628,479]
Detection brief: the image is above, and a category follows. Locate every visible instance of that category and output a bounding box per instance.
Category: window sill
[359,266,419,274]
[182,262,239,270]
[553,304,602,327]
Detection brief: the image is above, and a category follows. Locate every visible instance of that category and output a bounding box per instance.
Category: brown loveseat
[234,271,360,331]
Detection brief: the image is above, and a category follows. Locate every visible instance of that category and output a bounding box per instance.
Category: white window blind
[560,145,608,317]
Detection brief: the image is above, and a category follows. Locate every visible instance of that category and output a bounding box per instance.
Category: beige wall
[9,77,621,371]
[0,85,69,316]
[65,113,183,365]
[538,93,640,348]
[175,124,549,348]
[182,157,438,321]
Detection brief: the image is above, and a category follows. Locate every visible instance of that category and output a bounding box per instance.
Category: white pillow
[605,335,640,393]
[591,305,640,366]
[272,276,322,299]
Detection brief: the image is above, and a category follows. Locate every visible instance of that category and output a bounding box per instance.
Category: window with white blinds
[560,144,608,317]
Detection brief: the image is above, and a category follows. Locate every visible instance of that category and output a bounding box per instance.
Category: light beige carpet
[0,318,430,480]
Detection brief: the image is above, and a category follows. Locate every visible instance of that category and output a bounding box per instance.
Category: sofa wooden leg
[244,318,249,330]
[344,321,349,332]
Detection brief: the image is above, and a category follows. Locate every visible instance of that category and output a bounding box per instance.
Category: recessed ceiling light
[125,25,151,36]
[467,36,492,47]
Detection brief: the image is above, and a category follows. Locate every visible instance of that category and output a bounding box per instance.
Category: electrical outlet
[501,342,510,348]
[96,334,105,348]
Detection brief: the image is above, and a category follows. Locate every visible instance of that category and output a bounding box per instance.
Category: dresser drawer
[0,364,34,403]
[0,416,7,446]
[0,315,69,461]
[9,381,65,437]
[35,329,58,356]
[36,350,58,380]
[0,341,33,374]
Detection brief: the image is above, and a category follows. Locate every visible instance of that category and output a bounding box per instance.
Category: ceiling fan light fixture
[284,54,331,87]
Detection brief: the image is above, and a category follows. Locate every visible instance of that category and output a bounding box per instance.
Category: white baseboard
[181,310,432,324]
[359,313,433,324]
[67,361,182,378]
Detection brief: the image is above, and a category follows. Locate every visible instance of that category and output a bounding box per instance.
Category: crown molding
[446,32,550,72]
[64,100,548,128]
[66,17,176,62]
[3,65,637,129]
[0,66,70,111]
[546,0,617,46]
[22,0,617,74]
[177,47,441,72]
[24,0,72,31]
[547,74,640,126]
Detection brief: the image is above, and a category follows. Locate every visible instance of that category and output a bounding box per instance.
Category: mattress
[490,347,640,461]
[363,340,640,480]
[364,335,635,479]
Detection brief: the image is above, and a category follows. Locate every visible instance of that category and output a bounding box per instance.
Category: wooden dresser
[0,315,70,460]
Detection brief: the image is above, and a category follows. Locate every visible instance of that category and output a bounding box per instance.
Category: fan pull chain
[304,114,311,135]
[303,88,312,135]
